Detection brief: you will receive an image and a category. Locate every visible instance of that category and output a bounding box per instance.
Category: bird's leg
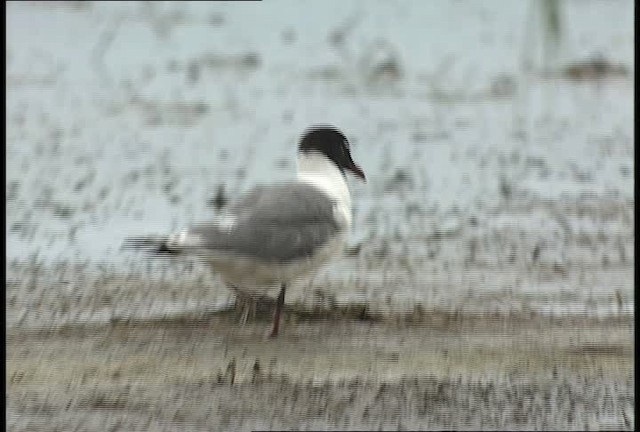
[239,296,250,326]
[269,283,287,338]
[230,285,253,327]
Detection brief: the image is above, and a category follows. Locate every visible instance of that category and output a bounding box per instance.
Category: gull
[124,125,365,337]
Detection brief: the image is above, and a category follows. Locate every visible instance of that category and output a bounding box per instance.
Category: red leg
[269,284,286,338]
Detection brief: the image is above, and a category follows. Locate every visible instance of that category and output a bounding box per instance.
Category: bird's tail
[121,235,181,255]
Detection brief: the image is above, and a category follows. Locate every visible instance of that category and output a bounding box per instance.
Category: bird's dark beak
[347,162,366,182]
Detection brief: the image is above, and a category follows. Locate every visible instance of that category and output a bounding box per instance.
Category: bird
[123,125,366,337]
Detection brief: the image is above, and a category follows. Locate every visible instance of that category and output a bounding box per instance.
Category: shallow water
[6,1,634,319]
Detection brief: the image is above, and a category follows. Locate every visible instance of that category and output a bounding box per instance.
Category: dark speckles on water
[208,184,228,211]
[123,170,140,185]
[411,131,429,143]
[52,202,75,219]
[7,181,20,201]
[404,202,423,217]
[10,222,36,238]
[166,59,179,73]
[499,176,513,200]
[274,157,290,169]
[562,55,629,81]
[281,28,296,45]
[308,65,344,81]
[361,42,404,86]
[97,187,110,201]
[73,172,95,192]
[186,60,200,84]
[33,186,54,207]
[413,130,449,143]
[201,52,260,71]
[235,167,246,180]
[384,168,414,193]
[141,65,156,82]
[329,28,346,48]
[490,74,517,97]
[162,179,178,193]
[208,12,225,27]
[370,58,402,83]
[344,243,362,257]
[619,164,630,177]
[193,101,209,115]
[240,53,260,69]
[282,110,294,124]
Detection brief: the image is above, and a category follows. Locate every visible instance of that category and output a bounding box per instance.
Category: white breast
[296,152,353,229]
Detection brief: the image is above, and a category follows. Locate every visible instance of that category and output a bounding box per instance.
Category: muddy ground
[6,312,635,431]
[6,261,634,431]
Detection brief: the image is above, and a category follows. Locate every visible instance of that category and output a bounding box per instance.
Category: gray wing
[186,183,342,262]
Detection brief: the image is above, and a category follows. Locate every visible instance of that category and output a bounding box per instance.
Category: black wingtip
[121,236,179,255]
[155,243,178,255]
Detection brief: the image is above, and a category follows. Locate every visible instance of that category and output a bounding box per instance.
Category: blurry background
[6,1,634,430]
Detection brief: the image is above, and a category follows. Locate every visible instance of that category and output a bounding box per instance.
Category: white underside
[201,230,347,294]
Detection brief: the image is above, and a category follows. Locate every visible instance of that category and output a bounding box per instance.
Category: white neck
[296,151,352,227]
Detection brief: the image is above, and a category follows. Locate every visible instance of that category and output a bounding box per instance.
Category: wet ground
[6,1,634,430]
[7,313,634,431]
